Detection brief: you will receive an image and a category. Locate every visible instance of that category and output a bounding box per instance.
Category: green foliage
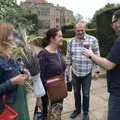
[95,3,120,17]
[61,24,75,38]
[60,40,67,55]
[86,29,97,37]
[32,36,43,47]
[0,0,23,24]
[13,31,42,59]
[63,30,75,38]
[87,3,120,29]
[62,24,74,31]
[24,9,40,34]
[62,24,97,38]
[33,37,68,55]
[62,27,97,39]
[86,3,120,57]
[86,21,96,29]
[13,30,30,58]
[96,6,120,56]
[64,38,69,41]
[0,0,17,19]
[0,0,39,34]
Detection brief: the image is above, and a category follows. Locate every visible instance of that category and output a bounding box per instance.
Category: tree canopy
[0,0,40,34]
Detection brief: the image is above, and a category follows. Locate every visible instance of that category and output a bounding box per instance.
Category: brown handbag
[46,75,68,102]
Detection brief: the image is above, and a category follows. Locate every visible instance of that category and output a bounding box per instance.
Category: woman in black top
[38,28,67,120]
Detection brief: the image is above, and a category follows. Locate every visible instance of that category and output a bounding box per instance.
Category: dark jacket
[107,37,120,97]
[0,56,20,113]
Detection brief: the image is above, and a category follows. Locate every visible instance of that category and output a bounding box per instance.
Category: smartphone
[83,44,90,49]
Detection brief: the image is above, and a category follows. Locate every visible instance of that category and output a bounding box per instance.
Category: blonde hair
[0,23,14,58]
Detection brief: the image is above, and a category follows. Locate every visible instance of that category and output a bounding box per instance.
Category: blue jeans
[108,94,120,120]
[72,72,92,113]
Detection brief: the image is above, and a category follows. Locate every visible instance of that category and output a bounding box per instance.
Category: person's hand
[92,72,100,80]
[36,97,43,112]
[22,69,32,80]
[11,74,28,85]
[65,71,69,76]
[82,47,94,58]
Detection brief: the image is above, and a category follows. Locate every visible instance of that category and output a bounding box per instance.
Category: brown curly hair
[42,28,60,47]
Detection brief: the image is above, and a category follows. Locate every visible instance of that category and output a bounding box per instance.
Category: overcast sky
[18,0,120,19]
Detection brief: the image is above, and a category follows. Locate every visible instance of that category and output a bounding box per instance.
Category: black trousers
[42,94,49,117]
[72,72,92,113]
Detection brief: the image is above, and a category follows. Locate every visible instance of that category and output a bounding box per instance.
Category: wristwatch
[96,71,100,74]
[89,56,92,59]
[89,53,94,59]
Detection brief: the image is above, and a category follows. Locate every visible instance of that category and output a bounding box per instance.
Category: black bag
[66,75,72,92]
[33,106,45,120]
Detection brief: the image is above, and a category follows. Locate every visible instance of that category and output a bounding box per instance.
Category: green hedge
[86,29,97,37]
[62,28,97,38]
[63,30,75,38]
[62,25,75,38]
[34,37,67,55]
[62,24,74,32]
[96,7,120,56]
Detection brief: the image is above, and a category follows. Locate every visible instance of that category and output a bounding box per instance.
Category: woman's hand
[22,69,32,80]
[82,47,94,58]
[92,72,100,80]
[11,74,28,85]
[36,97,43,112]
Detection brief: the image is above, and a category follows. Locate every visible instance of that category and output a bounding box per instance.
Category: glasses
[112,19,118,24]
[111,18,120,28]
[112,18,120,24]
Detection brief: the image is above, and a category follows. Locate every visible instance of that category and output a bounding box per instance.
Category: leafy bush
[33,37,67,55]
[86,3,120,56]
[0,0,40,34]
[60,40,67,55]
[62,24,75,38]
[86,29,97,37]
[32,36,43,47]
[62,24,74,32]
[63,30,75,38]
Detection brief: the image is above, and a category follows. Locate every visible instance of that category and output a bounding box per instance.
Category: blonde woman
[0,23,29,120]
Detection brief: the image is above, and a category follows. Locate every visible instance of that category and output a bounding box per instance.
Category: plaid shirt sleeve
[92,37,101,72]
[66,39,72,72]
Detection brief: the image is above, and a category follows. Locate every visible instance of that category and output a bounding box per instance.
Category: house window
[56,18,59,23]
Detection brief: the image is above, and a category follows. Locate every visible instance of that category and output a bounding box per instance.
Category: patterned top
[66,34,100,77]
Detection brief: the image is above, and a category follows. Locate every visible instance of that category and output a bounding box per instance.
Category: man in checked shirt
[66,21,100,120]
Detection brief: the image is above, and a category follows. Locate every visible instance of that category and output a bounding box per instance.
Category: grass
[63,38,70,41]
